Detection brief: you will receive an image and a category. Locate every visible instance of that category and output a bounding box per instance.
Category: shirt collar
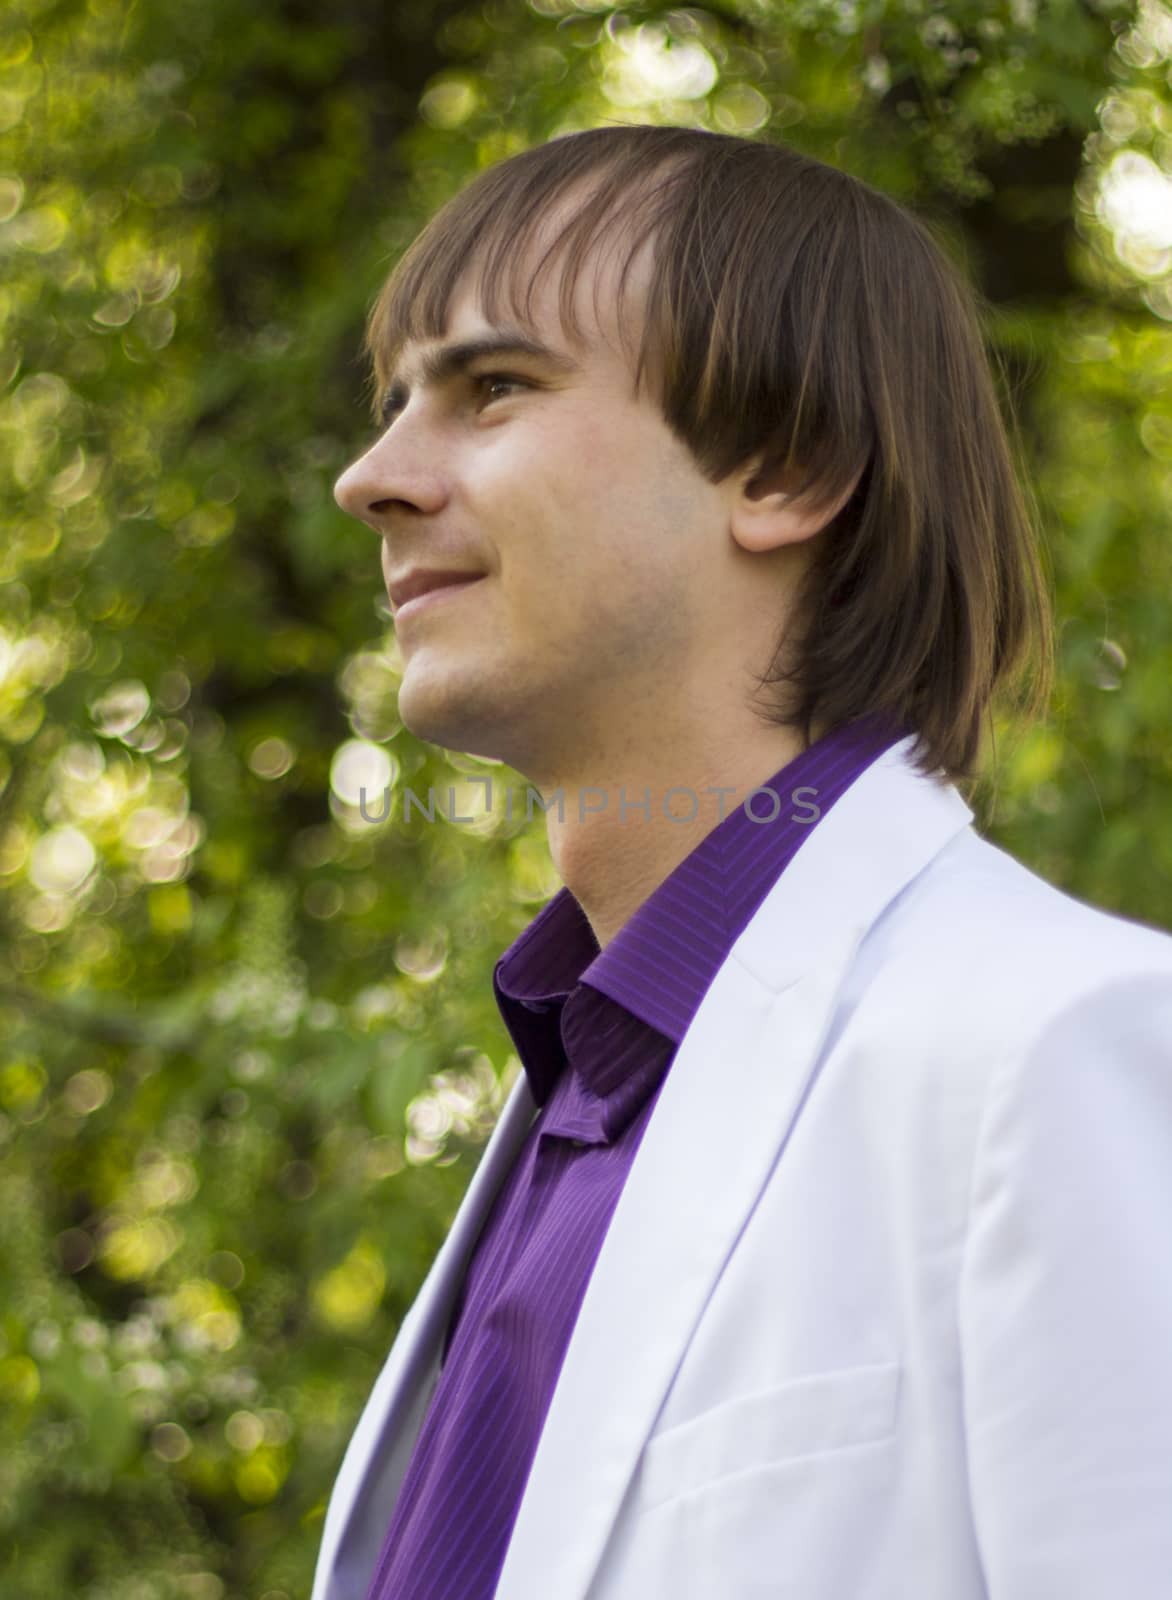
[493,711,907,1103]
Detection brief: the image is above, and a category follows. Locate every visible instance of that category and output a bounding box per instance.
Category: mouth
[391,575,487,626]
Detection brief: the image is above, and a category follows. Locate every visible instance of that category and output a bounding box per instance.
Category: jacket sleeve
[958,968,1172,1598]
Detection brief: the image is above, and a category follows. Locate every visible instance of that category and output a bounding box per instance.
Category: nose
[333,451,378,523]
[333,442,403,527]
[333,427,447,529]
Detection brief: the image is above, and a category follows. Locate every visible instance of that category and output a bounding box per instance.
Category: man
[316,125,1172,1599]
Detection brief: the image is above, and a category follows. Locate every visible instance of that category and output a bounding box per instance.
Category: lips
[388,567,486,611]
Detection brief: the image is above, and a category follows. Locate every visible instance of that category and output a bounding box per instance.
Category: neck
[538,724,813,949]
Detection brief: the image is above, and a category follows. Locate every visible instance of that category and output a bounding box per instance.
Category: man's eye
[375,373,527,432]
[472,373,528,404]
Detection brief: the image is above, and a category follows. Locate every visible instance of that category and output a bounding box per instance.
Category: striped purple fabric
[363,713,907,1600]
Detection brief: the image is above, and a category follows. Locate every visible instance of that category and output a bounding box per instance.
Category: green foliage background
[2,0,1171,1594]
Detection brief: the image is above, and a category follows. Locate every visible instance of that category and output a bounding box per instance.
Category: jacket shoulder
[842,827,1172,1070]
[893,825,1171,979]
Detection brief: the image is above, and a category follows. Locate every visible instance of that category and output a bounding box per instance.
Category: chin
[396,673,500,760]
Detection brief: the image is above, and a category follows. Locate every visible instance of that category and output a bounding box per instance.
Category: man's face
[333,226,746,785]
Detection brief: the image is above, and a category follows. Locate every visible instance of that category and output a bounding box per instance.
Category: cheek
[487,412,704,605]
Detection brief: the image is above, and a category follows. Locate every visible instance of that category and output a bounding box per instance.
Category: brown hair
[361,124,1053,782]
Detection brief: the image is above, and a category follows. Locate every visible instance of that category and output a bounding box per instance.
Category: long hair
[361,125,1053,781]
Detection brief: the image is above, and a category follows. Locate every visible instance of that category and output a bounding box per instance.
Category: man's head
[335,125,1052,785]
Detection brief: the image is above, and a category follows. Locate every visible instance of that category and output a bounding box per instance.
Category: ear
[728,455,864,555]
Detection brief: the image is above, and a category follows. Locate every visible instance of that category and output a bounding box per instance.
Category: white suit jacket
[312,736,1172,1599]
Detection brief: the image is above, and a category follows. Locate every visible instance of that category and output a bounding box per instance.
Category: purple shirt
[364,714,906,1600]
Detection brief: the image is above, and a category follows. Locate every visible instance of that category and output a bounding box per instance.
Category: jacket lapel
[492,740,974,1600]
[312,1068,539,1598]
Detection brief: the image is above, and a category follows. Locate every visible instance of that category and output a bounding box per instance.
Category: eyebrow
[378,331,581,421]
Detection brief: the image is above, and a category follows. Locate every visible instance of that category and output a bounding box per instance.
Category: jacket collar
[492,736,972,1599]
